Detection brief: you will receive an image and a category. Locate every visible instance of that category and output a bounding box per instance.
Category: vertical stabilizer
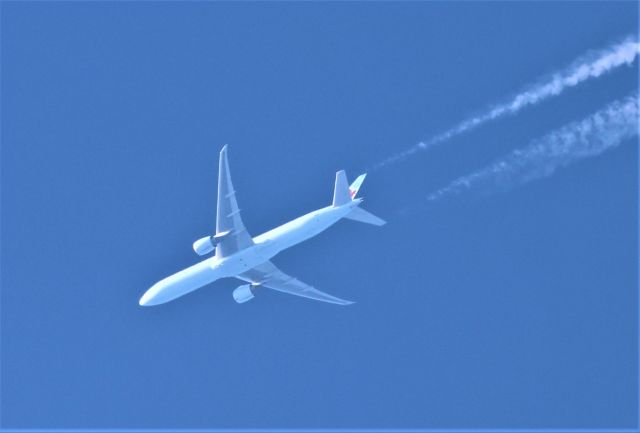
[332,170,351,206]
[349,174,366,199]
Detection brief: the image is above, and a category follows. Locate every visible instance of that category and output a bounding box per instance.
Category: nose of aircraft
[139,279,174,306]
[139,290,154,306]
[139,284,162,306]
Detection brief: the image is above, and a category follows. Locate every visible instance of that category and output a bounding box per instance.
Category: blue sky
[2,1,638,429]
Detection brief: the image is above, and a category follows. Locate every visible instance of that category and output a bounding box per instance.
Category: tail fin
[332,170,351,206]
[333,170,386,225]
[349,174,366,199]
[334,171,369,206]
[344,206,386,226]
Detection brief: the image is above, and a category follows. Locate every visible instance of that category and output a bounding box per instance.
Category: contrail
[373,35,639,170]
[426,93,638,201]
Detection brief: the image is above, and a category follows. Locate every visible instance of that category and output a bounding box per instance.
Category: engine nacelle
[193,236,215,256]
[233,284,257,304]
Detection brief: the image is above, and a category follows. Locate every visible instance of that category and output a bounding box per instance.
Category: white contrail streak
[373,36,639,170]
[426,94,638,201]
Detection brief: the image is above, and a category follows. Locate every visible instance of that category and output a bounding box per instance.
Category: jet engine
[233,284,258,304]
[193,236,215,256]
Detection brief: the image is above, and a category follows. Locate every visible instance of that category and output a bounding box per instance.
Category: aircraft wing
[238,261,354,305]
[215,145,254,257]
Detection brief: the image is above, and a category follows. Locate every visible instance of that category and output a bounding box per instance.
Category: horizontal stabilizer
[345,206,386,226]
[333,170,351,207]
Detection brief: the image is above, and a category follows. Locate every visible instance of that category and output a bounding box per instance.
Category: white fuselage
[139,200,360,306]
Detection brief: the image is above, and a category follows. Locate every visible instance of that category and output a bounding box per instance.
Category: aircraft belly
[265,215,334,252]
[214,244,274,276]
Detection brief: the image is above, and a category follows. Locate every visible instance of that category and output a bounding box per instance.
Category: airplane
[139,145,385,307]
